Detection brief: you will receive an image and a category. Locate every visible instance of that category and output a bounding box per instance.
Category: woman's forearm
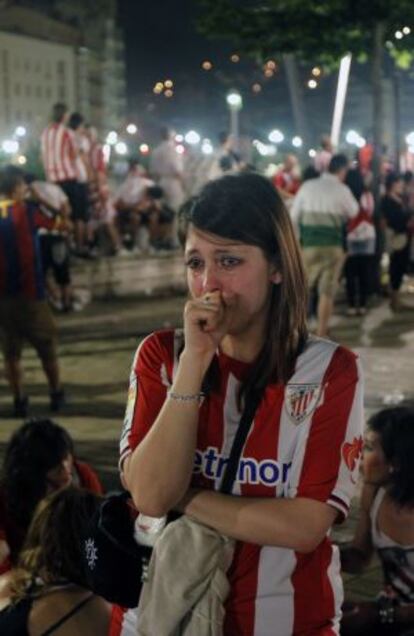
[179,489,338,552]
[123,352,210,516]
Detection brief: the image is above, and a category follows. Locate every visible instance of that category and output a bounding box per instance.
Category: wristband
[377,595,396,625]
[167,390,204,403]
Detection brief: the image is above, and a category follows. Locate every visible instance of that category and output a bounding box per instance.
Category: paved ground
[1,274,414,601]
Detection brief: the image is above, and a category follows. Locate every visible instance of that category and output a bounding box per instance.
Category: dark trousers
[390,247,409,291]
[344,254,373,308]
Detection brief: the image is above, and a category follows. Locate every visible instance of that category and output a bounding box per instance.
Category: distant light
[312,67,321,77]
[385,40,394,49]
[202,60,212,70]
[355,136,366,149]
[17,154,27,165]
[153,82,164,94]
[405,132,414,146]
[395,30,403,39]
[139,143,149,154]
[175,134,184,143]
[309,148,316,158]
[115,141,128,155]
[346,130,360,145]
[15,126,26,137]
[106,131,118,145]
[184,130,201,145]
[230,54,240,63]
[201,140,213,155]
[308,79,318,89]
[226,91,242,109]
[266,60,277,70]
[175,144,185,155]
[264,68,274,78]
[2,139,19,154]
[164,79,173,88]
[268,129,284,144]
[292,136,303,148]
[252,83,262,93]
[164,89,174,98]
[403,26,411,35]
[256,142,276,157]
[126,123,137,135]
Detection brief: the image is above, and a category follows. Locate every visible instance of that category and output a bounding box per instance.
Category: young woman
[120,173,364,635]
[0,487,111,635]
[0,418,103,574]
[340,407,414,635]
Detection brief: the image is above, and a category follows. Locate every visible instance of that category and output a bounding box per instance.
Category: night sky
[115,1,357,146]
[116,0,300,141]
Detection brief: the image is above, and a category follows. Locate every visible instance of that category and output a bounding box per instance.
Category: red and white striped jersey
[40,123,77,183]
[120,330,364,635]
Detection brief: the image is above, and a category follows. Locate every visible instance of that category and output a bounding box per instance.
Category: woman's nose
[201,265,222,294]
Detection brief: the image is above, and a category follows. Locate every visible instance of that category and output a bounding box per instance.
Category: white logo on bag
[84,538,98,570]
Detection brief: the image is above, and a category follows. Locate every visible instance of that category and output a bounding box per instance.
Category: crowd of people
[1,111,414,634]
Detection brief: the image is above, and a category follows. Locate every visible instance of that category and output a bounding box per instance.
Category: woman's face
[362,430,390,485]
[185,226,280,337]
[46,453,74,492]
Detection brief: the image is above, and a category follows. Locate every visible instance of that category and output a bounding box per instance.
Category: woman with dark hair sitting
[341,407,414,635]
[0,487,111,634]
[120,173,364,634]
[0,419,103,574]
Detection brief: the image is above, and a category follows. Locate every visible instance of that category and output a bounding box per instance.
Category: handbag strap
[220,391,262,495]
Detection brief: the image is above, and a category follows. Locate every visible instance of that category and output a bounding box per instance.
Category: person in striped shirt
[119,173,364,635]
[40,103,89,256]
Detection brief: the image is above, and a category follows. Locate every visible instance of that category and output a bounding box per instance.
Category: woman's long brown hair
[178,172,308,407]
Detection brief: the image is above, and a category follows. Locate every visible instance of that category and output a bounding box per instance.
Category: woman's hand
[183,291,231,362]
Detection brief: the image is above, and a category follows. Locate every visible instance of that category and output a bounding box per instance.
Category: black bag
[82,391,261,608]
[82,491,151,608]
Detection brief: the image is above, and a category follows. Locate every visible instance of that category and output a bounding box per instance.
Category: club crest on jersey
[285,383,322,424]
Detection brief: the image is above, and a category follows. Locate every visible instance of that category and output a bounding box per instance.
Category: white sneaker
[117,247,130,258]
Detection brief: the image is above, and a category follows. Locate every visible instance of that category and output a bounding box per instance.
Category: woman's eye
[220,256,241,269]
[186,257,203,271]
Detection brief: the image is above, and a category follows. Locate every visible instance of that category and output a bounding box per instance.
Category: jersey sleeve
[290,347,364,521]
[119,332,174,472]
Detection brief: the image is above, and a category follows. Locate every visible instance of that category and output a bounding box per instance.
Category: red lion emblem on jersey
[342,436,363,480]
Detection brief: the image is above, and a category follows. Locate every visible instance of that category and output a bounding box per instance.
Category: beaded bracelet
[167,390,204,403]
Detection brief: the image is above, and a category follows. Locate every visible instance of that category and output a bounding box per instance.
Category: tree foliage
[198,0,414,69]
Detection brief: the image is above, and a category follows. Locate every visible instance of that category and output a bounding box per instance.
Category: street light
[226,90,242,145]
[126,123,137,135]
[2,140,19,154]
[106,131,118,145]
[184,130,201,145]
[15,126,26,137]
[115,141,128,155]
[292,136,303,148]
[268,129,284,143]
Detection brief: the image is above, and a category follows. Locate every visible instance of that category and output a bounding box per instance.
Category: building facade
[0,5,126,140]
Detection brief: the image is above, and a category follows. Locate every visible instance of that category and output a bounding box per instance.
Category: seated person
[0,487,111,635]
[0,419,103,574]
[340,407,414,635]
[114,159,154,252]
[134,185,176,252]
